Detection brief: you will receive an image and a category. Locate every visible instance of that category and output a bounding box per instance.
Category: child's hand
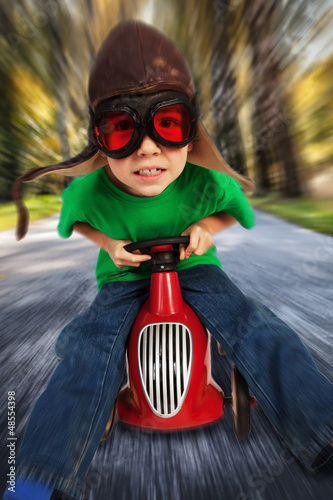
[180,222,213,260]
[73,223,151,269]
[103,237,152,268]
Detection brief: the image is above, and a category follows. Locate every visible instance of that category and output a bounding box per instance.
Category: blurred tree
[292,53,333,172]
[0,2,27,201]
[244,0,301,196]
[49,12,71,170]
[0,70,19,202]
[210,3,248,176]
[277,0,333,188]
[83,0,96,63]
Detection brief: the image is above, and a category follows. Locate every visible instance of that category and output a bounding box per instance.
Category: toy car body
[105,237,254,439]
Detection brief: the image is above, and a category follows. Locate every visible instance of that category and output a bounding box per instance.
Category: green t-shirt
[58,163,255,289]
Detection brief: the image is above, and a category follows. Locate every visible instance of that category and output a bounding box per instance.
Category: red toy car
[104,237,255,440]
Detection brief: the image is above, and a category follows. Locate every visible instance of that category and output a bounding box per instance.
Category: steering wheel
[124,236,190,272]
[124,236,190,254]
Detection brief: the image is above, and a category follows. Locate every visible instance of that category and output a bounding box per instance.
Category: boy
[6,20,332,500]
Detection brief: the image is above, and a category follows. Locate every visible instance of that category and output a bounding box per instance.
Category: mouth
[134,168,166,180]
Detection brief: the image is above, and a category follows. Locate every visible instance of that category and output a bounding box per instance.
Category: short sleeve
[57,181,86,238]
[215,175,255,229]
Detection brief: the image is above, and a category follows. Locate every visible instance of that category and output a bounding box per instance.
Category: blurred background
[0,0,332,233]
[1,4,333,498]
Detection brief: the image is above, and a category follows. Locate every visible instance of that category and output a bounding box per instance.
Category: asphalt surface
[0,211,332,500]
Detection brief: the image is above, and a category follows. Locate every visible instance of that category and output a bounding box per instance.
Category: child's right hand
[103,237,152,269]
[73,222,151,268]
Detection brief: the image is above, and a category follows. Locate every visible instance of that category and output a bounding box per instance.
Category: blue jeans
[14,266,333,499]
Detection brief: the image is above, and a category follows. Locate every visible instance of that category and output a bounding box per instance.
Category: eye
[114,119,133,132]
[96,111,134,150]
[97,112,134,133]
[154,104,191,142]
[158,116,181,129]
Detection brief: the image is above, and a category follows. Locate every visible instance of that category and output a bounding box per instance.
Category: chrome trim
[138,322,193,418]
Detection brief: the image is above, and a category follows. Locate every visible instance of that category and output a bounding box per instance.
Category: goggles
[92,91,198,159]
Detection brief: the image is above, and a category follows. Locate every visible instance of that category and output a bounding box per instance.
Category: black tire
[231,365,251,441]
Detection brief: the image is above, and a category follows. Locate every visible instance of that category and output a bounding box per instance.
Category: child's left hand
[180,222,213,260]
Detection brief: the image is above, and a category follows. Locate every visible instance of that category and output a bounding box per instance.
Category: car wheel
[231,365,251,441]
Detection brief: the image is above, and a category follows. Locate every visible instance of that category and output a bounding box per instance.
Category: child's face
[103,138,192,198]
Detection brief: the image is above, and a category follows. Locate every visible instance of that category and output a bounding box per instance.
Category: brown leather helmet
[13,20,254,239]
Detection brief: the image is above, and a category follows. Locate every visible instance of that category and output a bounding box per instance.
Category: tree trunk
[211,15,248,176]
[48,15,71,188]
[245,0,301,196]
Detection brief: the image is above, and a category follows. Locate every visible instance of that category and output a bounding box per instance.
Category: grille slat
[148,325,154,405]
[142,327,147,388]
[138,322,193,418]
[182,326,187,395]
[162,324,168,415]
[169,326,175,413]
[175,324,181,406]
[155,327,161,414]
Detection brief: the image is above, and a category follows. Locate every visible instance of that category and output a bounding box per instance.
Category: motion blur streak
[0,213,332,499]
[1,1,333,202]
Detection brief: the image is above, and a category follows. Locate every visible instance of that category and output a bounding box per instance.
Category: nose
[136,135,161,157]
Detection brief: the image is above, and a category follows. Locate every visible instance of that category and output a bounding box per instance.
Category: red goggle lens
[96,112,135,151]
[95,103,192,152]
[153,104,191,142]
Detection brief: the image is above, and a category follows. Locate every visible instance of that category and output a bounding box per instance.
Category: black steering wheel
[124,236,190,272]
[124,236,190,254]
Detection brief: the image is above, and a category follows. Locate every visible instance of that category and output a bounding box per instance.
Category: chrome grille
[138,323,193,418]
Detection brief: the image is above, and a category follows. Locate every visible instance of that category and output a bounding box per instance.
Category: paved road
[1,211,332,500]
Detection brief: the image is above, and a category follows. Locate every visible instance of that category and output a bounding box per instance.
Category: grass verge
[250,194,333,236]
[0,194,62,232]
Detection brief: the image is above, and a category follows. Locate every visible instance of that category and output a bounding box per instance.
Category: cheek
[168,149,189,177]
[178,147,190,166]
[105,159,130,186]
[106,157,127,174]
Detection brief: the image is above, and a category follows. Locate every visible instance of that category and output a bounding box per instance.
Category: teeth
[137,168,162,176]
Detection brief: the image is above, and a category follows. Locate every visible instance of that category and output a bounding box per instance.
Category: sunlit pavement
[1,211,332,499]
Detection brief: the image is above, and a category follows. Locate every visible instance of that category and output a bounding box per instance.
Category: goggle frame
[91,92,199,159]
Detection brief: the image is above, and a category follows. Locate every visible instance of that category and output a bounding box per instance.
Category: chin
[139,186,166,197]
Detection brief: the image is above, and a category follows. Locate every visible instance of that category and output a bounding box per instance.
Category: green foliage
[250,194,333,235]
[0,194,62,231]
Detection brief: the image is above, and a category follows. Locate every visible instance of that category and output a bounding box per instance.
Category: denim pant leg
[15,279,150,499]
[178,265,333,470]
